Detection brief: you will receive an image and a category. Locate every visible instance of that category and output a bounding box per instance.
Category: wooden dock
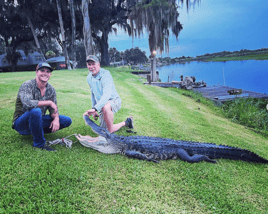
[144,81,268,103]
[143,82,181,88]
[193,85,268,103]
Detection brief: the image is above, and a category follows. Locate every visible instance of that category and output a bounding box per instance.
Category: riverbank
[158,47,268,65]
[129,48,268,71]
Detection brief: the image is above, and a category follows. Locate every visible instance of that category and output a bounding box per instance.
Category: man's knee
[64,116,72,127]
[14,108,42,135]
[29,108,42,118]
[102,103,112,114]
[59,115,72,128]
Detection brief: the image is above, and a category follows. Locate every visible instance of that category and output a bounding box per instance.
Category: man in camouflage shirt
[12,62,72,151]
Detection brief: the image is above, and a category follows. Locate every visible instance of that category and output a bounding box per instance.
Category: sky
[109,0,268,58]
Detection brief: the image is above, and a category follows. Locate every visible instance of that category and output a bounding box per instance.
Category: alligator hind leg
[177,149,217,163]
[124,150,159,163]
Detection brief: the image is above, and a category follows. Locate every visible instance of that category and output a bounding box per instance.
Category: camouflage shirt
[13,78,58,124]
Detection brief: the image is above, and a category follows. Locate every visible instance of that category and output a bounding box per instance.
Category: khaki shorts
[99,98,121,129]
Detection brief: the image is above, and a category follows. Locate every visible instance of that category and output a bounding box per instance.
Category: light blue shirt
[87,68,120,112]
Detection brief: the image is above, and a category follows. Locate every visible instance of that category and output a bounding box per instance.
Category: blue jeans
[14,108,72,148]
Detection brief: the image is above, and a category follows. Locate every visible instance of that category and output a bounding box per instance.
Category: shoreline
[157,48,268,67]
[120,48,268,73]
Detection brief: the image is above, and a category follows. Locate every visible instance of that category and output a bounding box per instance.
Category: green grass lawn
[1,67,268,213]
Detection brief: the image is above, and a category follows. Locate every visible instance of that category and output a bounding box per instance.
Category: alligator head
[81,115,121,154]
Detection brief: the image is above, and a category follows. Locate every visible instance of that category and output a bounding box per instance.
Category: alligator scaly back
[82,115,268,164]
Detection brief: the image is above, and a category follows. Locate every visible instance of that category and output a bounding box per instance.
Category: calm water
[157,60,268,94]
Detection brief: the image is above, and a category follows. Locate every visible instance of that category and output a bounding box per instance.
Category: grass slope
[0,67,268,213]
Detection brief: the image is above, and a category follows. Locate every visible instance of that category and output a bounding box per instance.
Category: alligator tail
[190,146,268,163]
[221,148,268,163]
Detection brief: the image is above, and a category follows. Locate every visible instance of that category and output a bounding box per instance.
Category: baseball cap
[36,62,53,72]
[86,55,99,63]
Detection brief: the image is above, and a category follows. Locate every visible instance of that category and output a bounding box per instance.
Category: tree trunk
[82,0,93,57]
[69,0,76,69]
[56,0,71,70]
[100,31,110,66]
[26,14,46,61]
[6,47,18,72]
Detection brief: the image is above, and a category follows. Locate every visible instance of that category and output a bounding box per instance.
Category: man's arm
[84,90,100,120]
[91,90,96,107]
[38,100,58,112]
[83,108,99,120]
[18,82,39,110]
[93,73,113,111]
[47,90,60,132]
[49,111,60,132]
[47,90,59,115]
[37,100,59,133]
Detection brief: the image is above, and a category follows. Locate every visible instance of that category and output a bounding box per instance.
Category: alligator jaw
[81,116,120,154]
[76,135,120,154]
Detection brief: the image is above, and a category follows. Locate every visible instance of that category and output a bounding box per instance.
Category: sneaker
[125,117,134,129]
[41,145,56,151]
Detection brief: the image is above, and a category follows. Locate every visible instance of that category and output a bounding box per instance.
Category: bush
[176,89,268,132]
[221,98,268,131]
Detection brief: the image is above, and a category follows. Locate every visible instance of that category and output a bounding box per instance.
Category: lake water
[157,60,268,94]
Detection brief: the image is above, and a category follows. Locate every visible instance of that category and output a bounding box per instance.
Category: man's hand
[83,109,99,120]
[49,117,60,133]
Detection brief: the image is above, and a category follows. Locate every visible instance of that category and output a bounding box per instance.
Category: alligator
[79,115,268,164]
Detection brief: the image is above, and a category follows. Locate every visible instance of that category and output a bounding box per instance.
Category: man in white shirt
[83,55,133,133]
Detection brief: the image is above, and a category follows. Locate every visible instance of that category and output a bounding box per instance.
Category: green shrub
[221,98,268,131]
[174,89,268,132]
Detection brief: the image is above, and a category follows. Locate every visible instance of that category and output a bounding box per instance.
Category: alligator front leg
[124,150,159,163]
[177,149,217,163]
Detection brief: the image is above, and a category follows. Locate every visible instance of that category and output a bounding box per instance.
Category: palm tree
[128,0,200,81]
[129,0,182,54]
[129,0,182,81]
[87,0,199,66]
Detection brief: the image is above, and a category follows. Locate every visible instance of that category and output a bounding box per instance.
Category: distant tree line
[109,47,148,65]
[196,48,268,58]
[157,47,268,65]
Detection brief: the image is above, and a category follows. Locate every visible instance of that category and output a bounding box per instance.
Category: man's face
[87,61,100,76]
[36,68,52,83]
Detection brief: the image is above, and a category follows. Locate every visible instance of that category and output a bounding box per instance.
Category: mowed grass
[0,67,268,213]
